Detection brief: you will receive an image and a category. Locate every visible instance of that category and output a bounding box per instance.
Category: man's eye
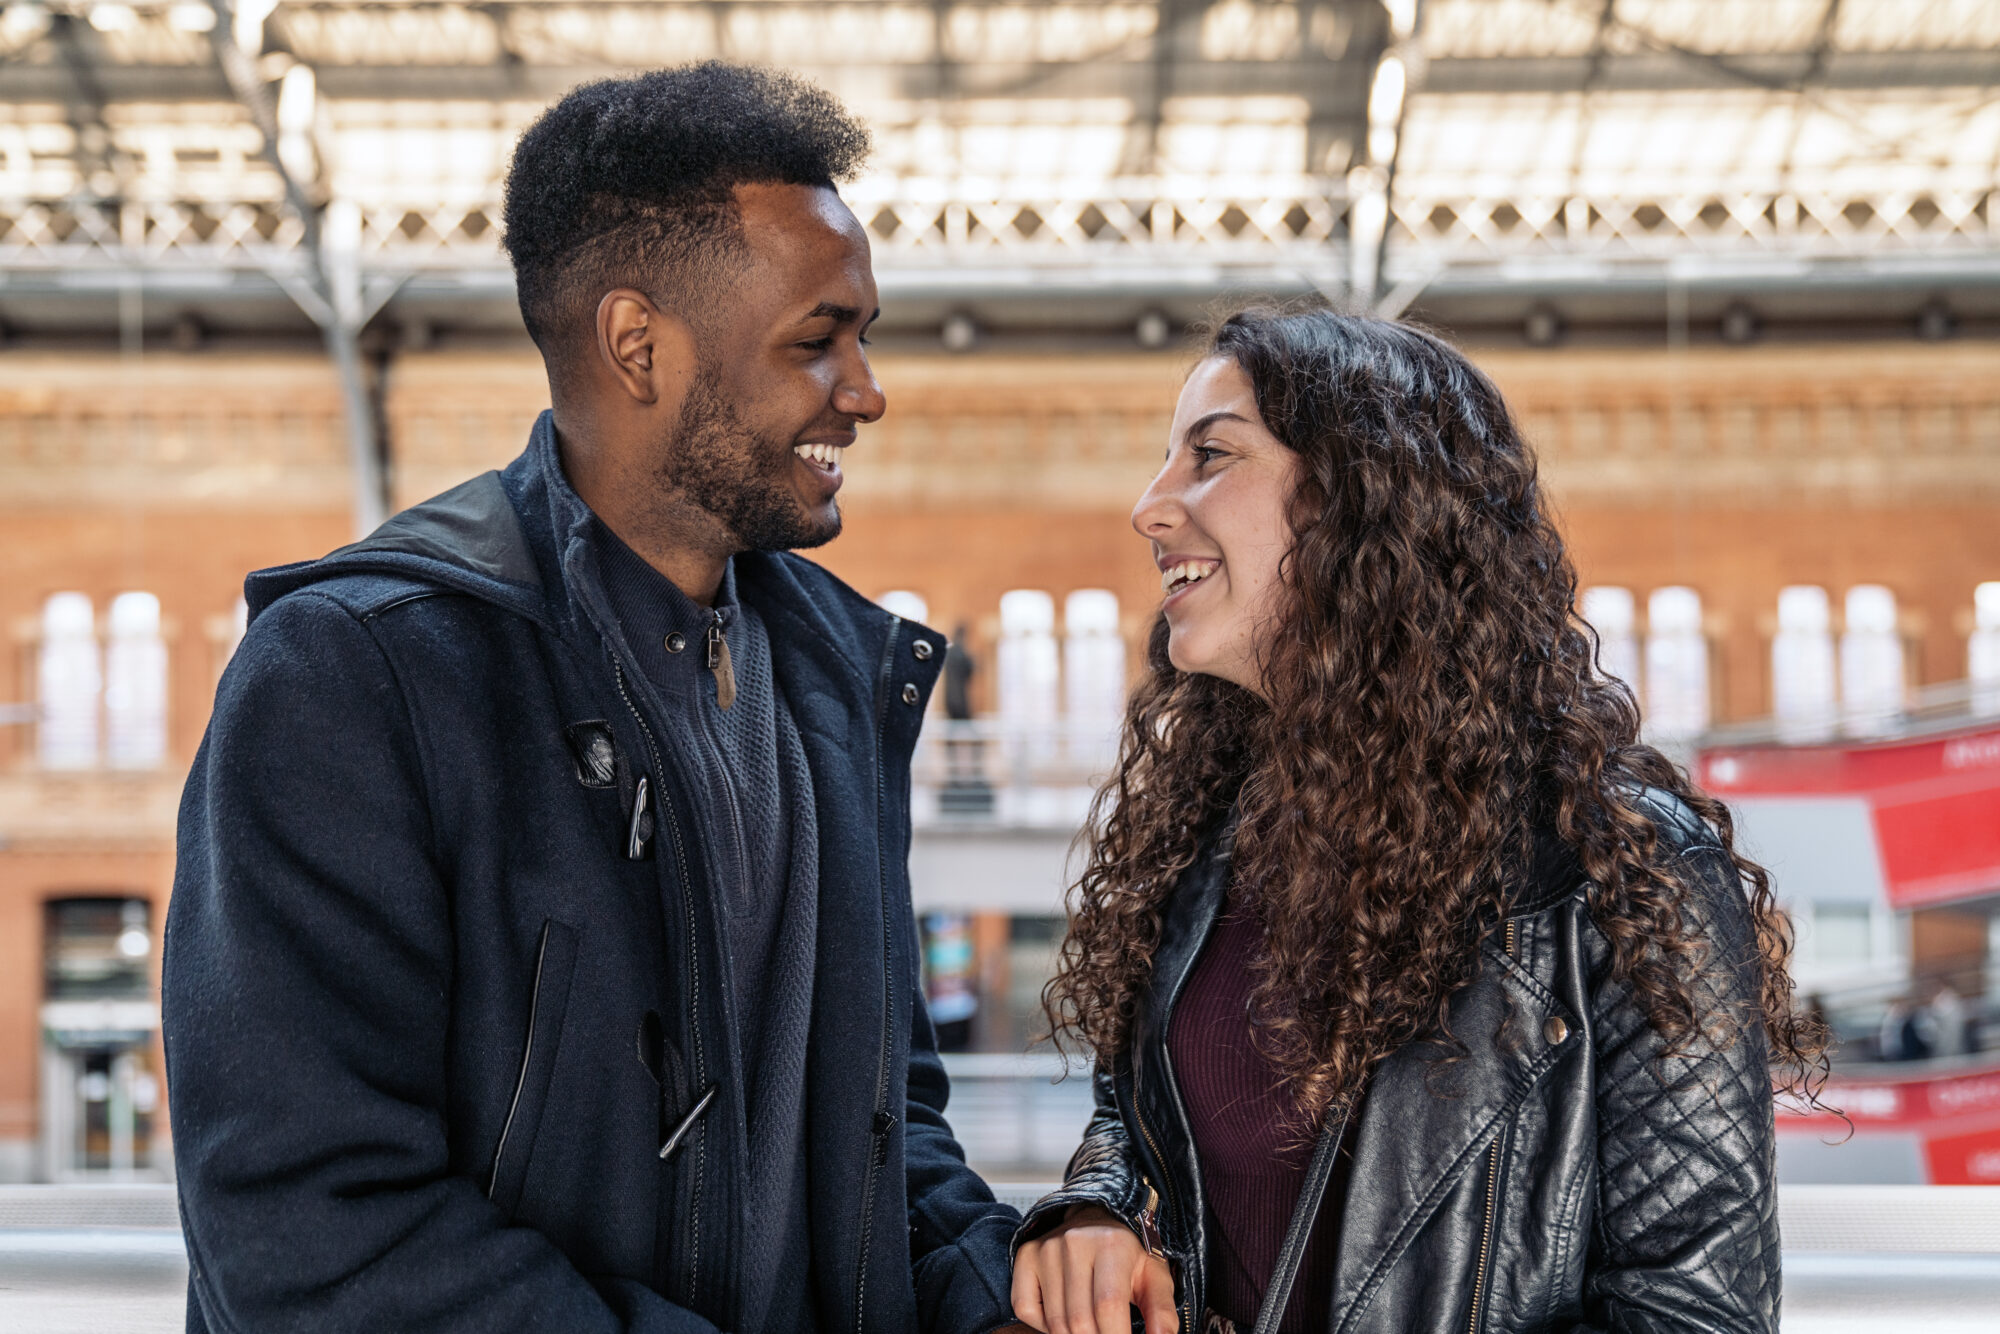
[799,337,834,352]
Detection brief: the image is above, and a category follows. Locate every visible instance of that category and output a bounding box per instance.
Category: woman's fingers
[1038,1239,1071,1334]
[1012,1241,1049,1333]
[1093,1247,1136,1334]
[1134,1255,1180,1334]
[1013,1210,1170,1334]
[1064,1232,1101,1334]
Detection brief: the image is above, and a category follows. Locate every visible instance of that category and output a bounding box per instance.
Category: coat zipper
[852,617,903,1334]
[611,657,708,1298]
[1133,1097,1195,1334]
[487,920,553,1199]
[1467,918,1519,1334]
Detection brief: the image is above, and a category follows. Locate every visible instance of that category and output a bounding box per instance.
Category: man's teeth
[1161,561,1219,593]
[793,443,843,467]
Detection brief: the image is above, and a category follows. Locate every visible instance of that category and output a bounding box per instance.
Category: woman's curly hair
[1043,306,1825,1125]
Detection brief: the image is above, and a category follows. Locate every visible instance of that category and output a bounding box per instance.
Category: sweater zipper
[612,656,708,1300]
[1467,918,1518,1334]
[852,617,903,1334]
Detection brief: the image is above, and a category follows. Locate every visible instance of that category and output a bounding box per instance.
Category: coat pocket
[488,917,580,1218]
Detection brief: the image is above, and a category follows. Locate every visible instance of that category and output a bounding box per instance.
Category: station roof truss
[0,0,1994,329]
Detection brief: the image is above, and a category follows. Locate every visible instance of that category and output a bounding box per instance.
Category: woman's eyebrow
[1182,410,1253,448]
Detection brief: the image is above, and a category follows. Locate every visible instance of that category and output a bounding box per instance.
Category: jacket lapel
[1331,942,1580,1330]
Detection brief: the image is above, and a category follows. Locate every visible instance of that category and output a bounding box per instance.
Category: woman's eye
[1191,443,1223,467]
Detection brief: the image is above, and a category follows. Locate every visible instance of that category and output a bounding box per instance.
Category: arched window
[222,595,249,674]
[1643,587,1709,743]
[1839,585,1904,737]
[1580,585,1640,692]
[997,590,1059,768]
[1773,585,1837,743]
[104,592,168,769]
[877,590,929,625]
[38,593,101,770]
[1062,589,1124,771]
[1969,582,2000,716]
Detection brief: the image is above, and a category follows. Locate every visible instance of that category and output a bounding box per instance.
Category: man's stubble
[658,375,841,554]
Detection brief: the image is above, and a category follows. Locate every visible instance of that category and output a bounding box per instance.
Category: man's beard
[659,378,841,552]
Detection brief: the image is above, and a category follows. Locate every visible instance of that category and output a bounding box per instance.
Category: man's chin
[786,505,842,551]
[743,502,840,553]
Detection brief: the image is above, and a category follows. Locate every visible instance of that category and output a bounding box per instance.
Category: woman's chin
[1166,632,1217,681]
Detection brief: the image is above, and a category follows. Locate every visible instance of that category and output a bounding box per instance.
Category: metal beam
[205,0,388,536]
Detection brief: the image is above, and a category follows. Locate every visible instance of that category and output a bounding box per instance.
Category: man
[164,64,1019,1332]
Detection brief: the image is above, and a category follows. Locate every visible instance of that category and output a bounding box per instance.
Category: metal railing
[1701,678,2000,749]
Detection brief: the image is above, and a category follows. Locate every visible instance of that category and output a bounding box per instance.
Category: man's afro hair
[502,62,871,351]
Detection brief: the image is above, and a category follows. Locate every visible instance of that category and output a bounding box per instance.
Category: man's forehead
[733,181,868,250]
[727,181,875,308]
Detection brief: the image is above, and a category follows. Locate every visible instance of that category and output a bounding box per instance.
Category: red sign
[1700,722,2000,909]
[1778,1061,2000,1185]
[1925,1126,2000,1185]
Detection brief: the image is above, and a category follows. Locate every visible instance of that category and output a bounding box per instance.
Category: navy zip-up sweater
[163,413,1018,1333]
[587,521,821,1333]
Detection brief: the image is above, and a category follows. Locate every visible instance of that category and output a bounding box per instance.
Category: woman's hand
[1012,1204,1179,1334]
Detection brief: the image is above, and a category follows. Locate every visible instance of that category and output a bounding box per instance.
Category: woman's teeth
[1162,560,1220,594]
[793,443,843,470]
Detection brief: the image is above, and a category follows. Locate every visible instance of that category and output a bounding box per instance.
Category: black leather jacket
[1019,790,1781,1333]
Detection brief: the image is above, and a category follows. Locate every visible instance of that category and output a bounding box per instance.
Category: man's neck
[554,422,733,607]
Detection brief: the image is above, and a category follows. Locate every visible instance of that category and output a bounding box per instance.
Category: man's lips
[792,441,846,498]
[793,441,846,473]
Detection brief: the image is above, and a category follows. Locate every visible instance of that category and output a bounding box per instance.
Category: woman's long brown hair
[1044,306,1825,1123]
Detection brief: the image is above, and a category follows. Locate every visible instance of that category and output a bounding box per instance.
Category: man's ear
[595,288,697,409]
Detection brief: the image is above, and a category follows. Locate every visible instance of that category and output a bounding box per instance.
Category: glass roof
[0,0,1988,298]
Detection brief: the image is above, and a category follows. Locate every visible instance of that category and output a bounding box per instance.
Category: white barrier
[3,1184,1997,1333]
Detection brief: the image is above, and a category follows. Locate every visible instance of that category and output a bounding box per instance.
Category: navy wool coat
[164,414,1018,1333]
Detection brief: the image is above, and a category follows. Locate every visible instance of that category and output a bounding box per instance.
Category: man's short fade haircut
[502,62,871,361]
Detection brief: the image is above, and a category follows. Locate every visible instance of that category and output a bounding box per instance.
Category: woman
[1010,308,1821,1334]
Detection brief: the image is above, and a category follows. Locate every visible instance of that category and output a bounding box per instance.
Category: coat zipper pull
[706,612,736,711]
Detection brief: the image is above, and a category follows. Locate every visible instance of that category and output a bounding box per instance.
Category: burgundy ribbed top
[1167,897,1340,1333]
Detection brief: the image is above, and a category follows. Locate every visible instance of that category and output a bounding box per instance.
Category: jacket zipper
[1133,1097,1194,1334]
[487,920,553,1199]
[611,657,708,1298]
[1467,918,1519,1334]
[852,617,903,1334]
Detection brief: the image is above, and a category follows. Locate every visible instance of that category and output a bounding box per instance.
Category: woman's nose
[1131,464,1183,540]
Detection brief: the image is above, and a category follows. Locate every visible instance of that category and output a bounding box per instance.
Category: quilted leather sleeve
[1012,1063,1153,1257]
[1580,839,1782,1334]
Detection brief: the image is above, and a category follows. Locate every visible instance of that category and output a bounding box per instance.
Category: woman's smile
[1159,556,1222,604]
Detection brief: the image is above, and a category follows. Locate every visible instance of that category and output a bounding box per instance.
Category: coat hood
[241,412,923,692]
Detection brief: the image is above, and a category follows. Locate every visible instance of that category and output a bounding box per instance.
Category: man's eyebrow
[801,302,879,325]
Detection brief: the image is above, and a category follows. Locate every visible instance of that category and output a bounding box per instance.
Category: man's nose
[834,358,886,423]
